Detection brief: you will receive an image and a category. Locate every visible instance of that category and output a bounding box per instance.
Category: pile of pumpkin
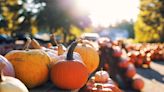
[0,37,121,92]
[126,43,164,68]
[98,38,144,91]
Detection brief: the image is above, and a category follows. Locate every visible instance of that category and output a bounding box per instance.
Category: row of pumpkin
[98,38,145,91]
[0,38,101,92]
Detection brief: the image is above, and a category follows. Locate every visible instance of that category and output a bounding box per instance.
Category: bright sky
[75,0,140,27]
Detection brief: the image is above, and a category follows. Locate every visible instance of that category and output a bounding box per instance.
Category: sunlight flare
[75,0,139,27]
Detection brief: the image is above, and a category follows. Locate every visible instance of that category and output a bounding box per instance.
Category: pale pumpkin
[0,55,15,77]
[0,62,29,92]
[31,38,65,64]
[5,49,50,88]
[94,69,109,83]
[50,41,89,90]
[74,40,100,74]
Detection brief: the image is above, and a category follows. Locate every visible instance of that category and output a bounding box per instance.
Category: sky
[75,0,140,27]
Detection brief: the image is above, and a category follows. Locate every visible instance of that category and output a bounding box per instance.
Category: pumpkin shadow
[136,67,164,84]
[153,61,164,65]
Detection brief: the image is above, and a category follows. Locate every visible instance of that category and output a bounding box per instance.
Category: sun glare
[75,0,140,27]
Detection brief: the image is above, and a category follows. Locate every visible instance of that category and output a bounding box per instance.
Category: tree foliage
[0,0,91,43]
[0,0,45,36]
[36,0,91,43]
[135,0,164,42]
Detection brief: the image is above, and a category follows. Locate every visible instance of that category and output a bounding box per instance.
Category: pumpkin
[31,38,65,64]
[50,41,89,90]
[85,76,122,92]
[112,46,122,58]
[45,44,65,65]
[74,40,100,74]
[135,58,143,67]
[132,78,144,90]
[125,63,136,78]
[0,55,15,77]
[118,57,130,69]
[5,38,50,88]
[0,62,29,92]
[95,69,109,83]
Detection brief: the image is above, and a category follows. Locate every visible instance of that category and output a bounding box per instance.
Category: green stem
[66,41,78,60]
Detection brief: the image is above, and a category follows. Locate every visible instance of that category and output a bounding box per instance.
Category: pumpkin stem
[31,39,41,49]
[81,40,94,48]
[58,44,65,55]
[50,34,59,46]
[66,41,78,60]
[101,68,104,71]
[23,37,31,50]
[0,62,5,82]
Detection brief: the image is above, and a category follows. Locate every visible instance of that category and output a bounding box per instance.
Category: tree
[0,0,45,38]
[36,0,91,44]
[135,0,164,42]
[0,0,91,44]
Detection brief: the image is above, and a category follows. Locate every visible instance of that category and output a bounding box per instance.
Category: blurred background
[0,0,163,44]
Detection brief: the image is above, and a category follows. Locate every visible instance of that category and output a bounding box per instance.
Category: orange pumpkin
[5,49,50,88]
[50,41,89,90]
[125,63,136,78]
[74,40,100,74]
[132,78,144,90]
[85,76,122,92]
[118,57,130,69]
[112,46,122,57]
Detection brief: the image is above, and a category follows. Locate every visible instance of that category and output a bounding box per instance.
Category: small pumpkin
[125,63,136,78]
[94,69,109,83]
[0,55,15,77]
[132,78,144,90]
[85,76,122,92]
[112,46,122,57]
[50,40,89,90]
[118,57,130,69]
[74,40,100,74]
[5,38,50,88]
[0,62,29,92]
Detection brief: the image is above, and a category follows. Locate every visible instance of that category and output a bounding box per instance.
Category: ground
[136,61,164,92]
[124,61,164,92]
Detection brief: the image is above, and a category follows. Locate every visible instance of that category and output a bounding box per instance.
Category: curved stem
[31,39,41,49]
[66,41,78,60]
[81,40,94,48]
[23,37,31,50]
